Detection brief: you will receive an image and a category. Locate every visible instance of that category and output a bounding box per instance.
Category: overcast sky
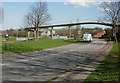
[1,0,116,30]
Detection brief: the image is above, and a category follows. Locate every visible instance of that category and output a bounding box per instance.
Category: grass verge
[84,43,119,82]
[2,37,83,53]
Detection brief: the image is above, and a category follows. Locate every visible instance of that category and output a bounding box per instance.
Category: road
[2,39,112,82]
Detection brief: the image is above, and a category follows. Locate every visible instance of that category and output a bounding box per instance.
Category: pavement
[2,39,113,83]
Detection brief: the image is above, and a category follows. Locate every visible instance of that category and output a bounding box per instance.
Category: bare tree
[100,1,120,42]
[24,2,51,39]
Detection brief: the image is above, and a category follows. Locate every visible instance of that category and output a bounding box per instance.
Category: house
[93,31,106,38]
[0,31,2,35]
[40,29,55,36]
[27,28,56,38]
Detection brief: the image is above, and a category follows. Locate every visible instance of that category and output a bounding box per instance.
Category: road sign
[78,30,81,34]
[5,42,12,50]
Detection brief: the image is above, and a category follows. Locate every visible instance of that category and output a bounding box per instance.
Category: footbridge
[26,21,120,38]
[39,22,114,28]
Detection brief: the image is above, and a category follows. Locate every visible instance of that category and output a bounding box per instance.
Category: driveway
[2,39,112,82]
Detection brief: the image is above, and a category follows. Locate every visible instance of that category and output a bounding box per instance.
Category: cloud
[97,8,104,12]
[97,7,110,12]
[64,0,119,8]
[64,0,101,8]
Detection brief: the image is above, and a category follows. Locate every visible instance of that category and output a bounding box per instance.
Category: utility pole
[51,27,53,38]
[68,26,71,38]
[67,20,73,38]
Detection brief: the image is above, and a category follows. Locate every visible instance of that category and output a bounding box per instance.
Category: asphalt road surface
[2,39,108,82]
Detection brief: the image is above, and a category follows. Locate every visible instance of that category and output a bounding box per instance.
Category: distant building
[40,29,55,36]
[93,31,106,38]
[27,28,55,38]
[1,30,8,36]
[0,31,2,35]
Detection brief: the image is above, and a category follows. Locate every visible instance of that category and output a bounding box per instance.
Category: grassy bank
[2,37,83,53]
[85,43,119,82]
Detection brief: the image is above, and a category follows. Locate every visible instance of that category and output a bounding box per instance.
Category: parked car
[83,33,92,42]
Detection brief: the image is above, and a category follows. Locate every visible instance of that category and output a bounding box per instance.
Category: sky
[1,0,115,30]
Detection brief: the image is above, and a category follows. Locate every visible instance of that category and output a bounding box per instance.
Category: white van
[83,34,92,42]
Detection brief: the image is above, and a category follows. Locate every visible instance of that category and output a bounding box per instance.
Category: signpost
[78,30,81,34]
[5,42,12,51]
